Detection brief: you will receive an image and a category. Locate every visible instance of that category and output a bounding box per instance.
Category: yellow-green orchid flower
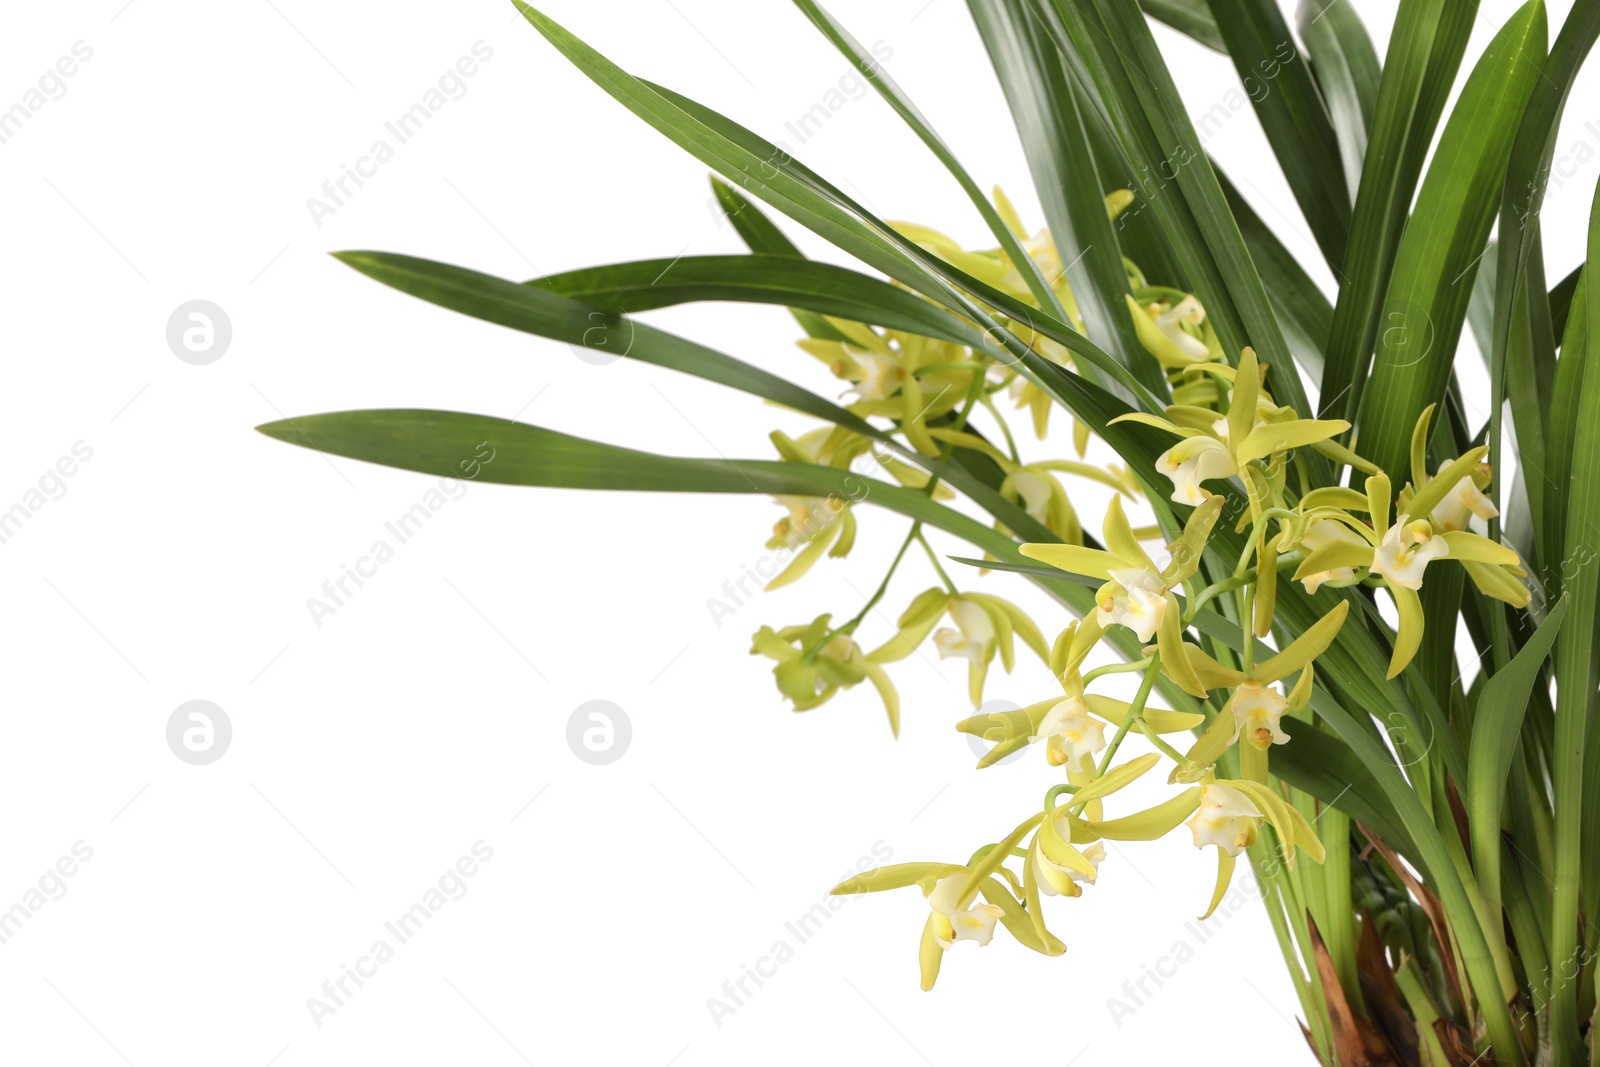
[1186,781,1262,857]
[1173,601,1348,776]
[750,615,899,735]
[954,617,1204,770]
[921,426,1132,543]
[1004,465,1082,541]
[1020,495,1223,697]
[1029,798,1112,902]
[1428,459,1499,533]
[831,842,1066,991]
[1291,464,1528,677]
[1023,754,1167,906]
[954,687,1205,771]
[925,872,1006,949]
[1291,517,1370,594]
[766,494,847,552]
[1032,839,1105,897]
[796,319,983,457]
[762,495,855,590]
[1032,695,1106,773]
[1400,403,1500,535]
[1371,515,1448,590]
[1184,777,1325,918]
[868,590,1049,707]
[760,428,865,590]
[1126,289,1219,369]
[827,862,996,990]
[1110,348,1349,505]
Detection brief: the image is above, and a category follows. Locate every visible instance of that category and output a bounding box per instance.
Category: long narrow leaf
[1318,0,1475,421]
[1208,0,1350,267]
[1466,596,1567,931]
[333,250,1066,544]
[527,253,982,347]
[1547,177,1600,1059]
[1297,0,1382,195]
[787,0,1064,316]
[1037,0,1319,431]
[1140,0,1226,52]
[1490,0,1600,575]
[967,0,1156,391]
[1355,1,1548,482]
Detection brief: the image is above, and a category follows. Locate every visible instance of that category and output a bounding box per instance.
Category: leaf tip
[255,419,297,444]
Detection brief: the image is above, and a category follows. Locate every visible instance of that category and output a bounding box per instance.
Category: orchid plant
[260,1,1600,1063]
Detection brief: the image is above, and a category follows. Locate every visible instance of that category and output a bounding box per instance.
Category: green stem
[916,530,959,594]
[1184,575,1249,621]
[1073,652,1161,817]
[1131,716,1186,763]
[819,365,990,652]
[820,524,920,649]
[1081,656,1154,686]
[978,393,1022,463]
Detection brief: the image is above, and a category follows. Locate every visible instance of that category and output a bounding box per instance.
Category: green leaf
[645,78,1168,413]
[1466,238,1499,367]
[356,238,1164,515]
[708,176,851,342]
[1467,595,1567,925]
[1273,726,1417,861]
[336,251,862,424]
[709,175,803,257]
[966,0,1157,393]
[1208,0,1350,268]
[1550,263,1584,343]
[1216,167,1333,382]
[787,0,1063,317]
[527,253,982,347]
[512,1,1004,351]
[333,250,1066,545]
[350,254,1120,550]
[1317,0,1476,421]
[255,408,1175,691]
[1545,268,1588,555]
[1303,670,1526,1063]
[1139,0,1225,52]
[1489,0,1600,579]
[1297,0,1382,194]
[1355,1,1548,483]
[1039,0,1321,432]
[1547,175,1600,1059]
[256,410,1041,567]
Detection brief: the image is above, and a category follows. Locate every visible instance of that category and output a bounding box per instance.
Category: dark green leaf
[788,0,1064,315]
[1490,0,1600,569]
[527,253,982,347]
[1217,166,1333,381]
[709,176,853,341]
[1140,0,1226,52]
[1545,269,1588,554]
[1035,0,1321,431]
[1297,0,1382,194]
[1208,0,1350,267]
[1548,176,1600,1057]
[332,250,1063,543]
[1317,0,1476,421]
[1355,2,1547,483]
[1467,596,1567,922]
[966,0,1157,395]
[1551,264,1584,343]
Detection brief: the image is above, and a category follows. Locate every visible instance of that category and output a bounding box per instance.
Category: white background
[1,1,1594,1064]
